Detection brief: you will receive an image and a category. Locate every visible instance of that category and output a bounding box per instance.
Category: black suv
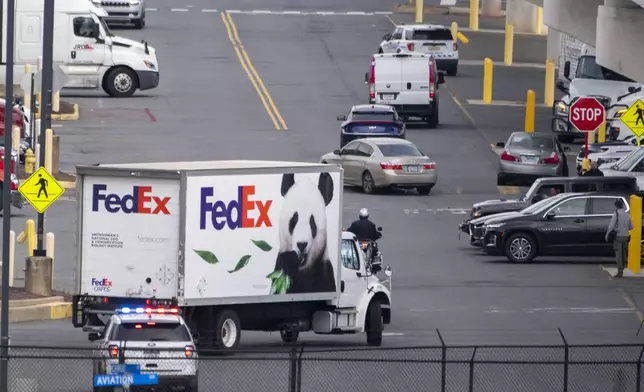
[480,192,642,263]
[460,176,637,245]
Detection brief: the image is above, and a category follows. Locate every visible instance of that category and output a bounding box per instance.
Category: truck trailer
[72,160,393,351]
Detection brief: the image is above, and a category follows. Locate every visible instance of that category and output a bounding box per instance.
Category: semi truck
[0,0,160,97]
[72,160,394,351]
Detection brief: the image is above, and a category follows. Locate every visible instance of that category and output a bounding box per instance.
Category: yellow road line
[220,12,287,130]
[498,186,520,195]
[618,287,644,323]
[447,89,476,128]
[384,14,397,27]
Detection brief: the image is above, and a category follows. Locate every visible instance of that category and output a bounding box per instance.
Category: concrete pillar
[546,28,561,63]
[596,4,644,83]
[506,0,539,33]
[52,135,60,174]
[543,0,602,46]
[25,256,52,297]
[481,0,502,17]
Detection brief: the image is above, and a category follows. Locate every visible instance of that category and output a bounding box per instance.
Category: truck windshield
[113,322,191,341]
[98,16,115,37]
[576,56,634,82]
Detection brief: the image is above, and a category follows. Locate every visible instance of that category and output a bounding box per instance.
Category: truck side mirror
[563,61,571,80]
[546,211,556,220]
[364,72,369,84]
[382,33,391,41]
[556,81,569,94]
[384,266,393,277]
[496,142,505,148]
[88,332,101,342]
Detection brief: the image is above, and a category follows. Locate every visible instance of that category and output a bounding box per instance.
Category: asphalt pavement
[3,0,644,379]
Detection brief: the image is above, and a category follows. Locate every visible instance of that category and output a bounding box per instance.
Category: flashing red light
[108,345,119,358]
[185,345,194,358]
[135,324,142,329]
[102,297,109,304]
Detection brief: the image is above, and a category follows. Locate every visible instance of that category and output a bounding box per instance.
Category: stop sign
[569,97,605,132]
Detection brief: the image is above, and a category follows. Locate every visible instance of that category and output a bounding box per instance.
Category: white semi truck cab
[1,0,159,97]
[72,161,393,351]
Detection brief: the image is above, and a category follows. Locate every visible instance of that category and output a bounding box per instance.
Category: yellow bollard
[457,32,469,44]
[504,24,514,66]
[483,58,493,104]
[525,90,535,133]
[415,0,423,23]
[24,64,32,110]
[26,219,36,257]
[46,232,55,288]
[628,194,642,274]
[581,158,590,173]
[45,129,53,173]
[52,91,60,113]
[536,7,543,35]
[451,22,458,41]
[598,122,606,143]
[16,230,26,244]
[544,60,555,106]
[24,148,35,174]
[469,0,479,30]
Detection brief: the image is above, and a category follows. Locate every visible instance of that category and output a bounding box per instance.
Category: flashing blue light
[120,307,131,314]
[135,307,144,314]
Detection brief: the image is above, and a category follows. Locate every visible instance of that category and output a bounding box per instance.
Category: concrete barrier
[25,256,52,297]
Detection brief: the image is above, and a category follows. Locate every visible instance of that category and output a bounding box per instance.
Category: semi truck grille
[101,2,129,6]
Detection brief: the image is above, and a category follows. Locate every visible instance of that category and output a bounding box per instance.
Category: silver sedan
[320,137,438,195]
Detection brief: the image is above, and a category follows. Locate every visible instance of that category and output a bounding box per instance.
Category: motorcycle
[358,227,383,273]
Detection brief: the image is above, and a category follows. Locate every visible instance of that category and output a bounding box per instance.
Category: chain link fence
[1,342,644,391]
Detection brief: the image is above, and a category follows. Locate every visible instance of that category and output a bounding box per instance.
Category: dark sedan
[480,192,641,263]
[337,104,406,148]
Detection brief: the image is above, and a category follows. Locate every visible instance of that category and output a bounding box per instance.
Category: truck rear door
[396,56,430,105]
[374,56,403,104]
[79,175,181,299]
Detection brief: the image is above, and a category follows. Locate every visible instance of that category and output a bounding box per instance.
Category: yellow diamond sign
[18,167,65,213]
[620,99,644,138]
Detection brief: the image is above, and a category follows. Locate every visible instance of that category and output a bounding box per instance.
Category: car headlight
[555,102,568,116]
[143,60,156,70]
[614,109,627,118]
[484,223,504,230]
[129,0,140,4]
[473,211,481,218]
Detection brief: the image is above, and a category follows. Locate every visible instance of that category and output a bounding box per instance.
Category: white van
[0,0,159,97]
[366,53,445,128]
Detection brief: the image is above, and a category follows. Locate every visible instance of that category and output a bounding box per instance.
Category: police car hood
[470,211,523,225]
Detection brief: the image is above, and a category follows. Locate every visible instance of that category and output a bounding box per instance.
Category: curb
[5,296,72,323]
[34,104,80,121]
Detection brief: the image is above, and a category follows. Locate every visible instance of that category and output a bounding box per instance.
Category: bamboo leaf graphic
[266,270,283,279]
[193,250,219,264]
[275,275,286,294]
[228,255,251,273]
[269,282,278,295]
[281,275,292,294]
[252,239,273,252]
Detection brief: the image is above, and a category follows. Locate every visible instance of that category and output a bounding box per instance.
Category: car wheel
[104,67,138,97]
[365,300,383,346]
[557,135,575,143]
[416,185,433,195]
[447,65,458,76]
[280,329,299,343]
[362,171,376,194]
[504,232,537,263]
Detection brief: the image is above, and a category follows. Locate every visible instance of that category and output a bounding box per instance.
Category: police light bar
[117,307,180,314]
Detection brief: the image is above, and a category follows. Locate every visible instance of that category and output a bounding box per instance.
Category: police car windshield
[114,322,191,341]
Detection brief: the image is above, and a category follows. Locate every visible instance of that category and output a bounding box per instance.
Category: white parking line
[201,9,217,12]
[145,7,157,11]
[170,8,189,11]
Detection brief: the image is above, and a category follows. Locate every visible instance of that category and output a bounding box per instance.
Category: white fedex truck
[0,0,159,97]
[73,160,393,351]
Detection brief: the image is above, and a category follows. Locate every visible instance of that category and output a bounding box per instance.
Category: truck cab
[2,0,160,97]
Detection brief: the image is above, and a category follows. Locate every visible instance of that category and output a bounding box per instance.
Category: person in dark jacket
[583,160,604,176]
[347,208,380,240]
[605,199,633,278]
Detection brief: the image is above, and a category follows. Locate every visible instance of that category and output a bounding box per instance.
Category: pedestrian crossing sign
[18,167,64,213]
[620,99,644,138]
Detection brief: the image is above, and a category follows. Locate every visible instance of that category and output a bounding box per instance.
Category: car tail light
[407,43,415,51]
[369,57,375,100]
[429,58,436,99]
[423,163,436,169]
[500,151,518,162]
[134,324,142,329]
[108,345,119,358]
[453,42,458,51]
[380,162,402,170]
[185,345,195,358]
[543,152,560,164]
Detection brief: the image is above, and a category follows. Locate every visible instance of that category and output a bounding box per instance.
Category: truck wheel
[213,309,241,353]
[365,300,383,346]
[104,67,138,98]
[280,329,299,343]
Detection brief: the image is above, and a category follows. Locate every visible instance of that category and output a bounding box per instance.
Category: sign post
[619,99,644,146]
[568,97,606,172]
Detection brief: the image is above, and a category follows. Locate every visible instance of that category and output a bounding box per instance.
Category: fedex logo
[200,185,273,230]
[92,184,171,215]
[91,278,112,292]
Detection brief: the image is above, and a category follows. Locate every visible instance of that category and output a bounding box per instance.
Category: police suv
[90,307,198,391]
[379,24,459,76]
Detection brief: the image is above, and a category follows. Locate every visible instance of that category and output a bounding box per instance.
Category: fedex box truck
[73,160,393,350]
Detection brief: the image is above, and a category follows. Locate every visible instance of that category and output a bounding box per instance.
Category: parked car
[337,104,405,148]
[320,137,437,195]
[496,132,569,186]
[462,176,637,246]
[480,191,643,263]
[576,141,639,174]
[602,148,644,189]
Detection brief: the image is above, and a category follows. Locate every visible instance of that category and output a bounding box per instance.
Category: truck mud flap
[71,295,86,328]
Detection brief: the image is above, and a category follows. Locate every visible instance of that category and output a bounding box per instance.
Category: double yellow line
[220,12,288,130]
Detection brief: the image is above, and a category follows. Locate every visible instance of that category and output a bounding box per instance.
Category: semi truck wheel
[365,301,383,346]
[213,309,240,353]
[104,67,138,98]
